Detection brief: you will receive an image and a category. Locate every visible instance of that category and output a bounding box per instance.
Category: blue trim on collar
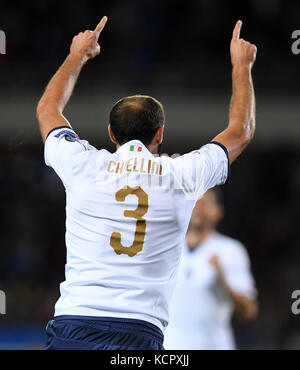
[209,141,231,182]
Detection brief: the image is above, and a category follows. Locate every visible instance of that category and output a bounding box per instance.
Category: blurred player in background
[164,189,259,350]
[36,17,257,350]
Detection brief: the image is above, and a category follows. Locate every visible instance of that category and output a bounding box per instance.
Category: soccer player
[164,189,258,350]
[36,17,257,350]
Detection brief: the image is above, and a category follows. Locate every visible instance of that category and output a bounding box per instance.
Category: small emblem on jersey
[64,134,77,142]
[130,145,142,152]
[54,130,79,140]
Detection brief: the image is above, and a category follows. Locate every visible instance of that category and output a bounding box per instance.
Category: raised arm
[210,255,259,321]
[36,16,108,142]
[213,21,257,164]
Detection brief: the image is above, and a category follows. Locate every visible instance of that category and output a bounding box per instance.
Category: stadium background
[0,0,300,349]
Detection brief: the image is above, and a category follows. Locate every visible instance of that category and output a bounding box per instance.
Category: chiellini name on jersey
[97,153,209,201]
[107,157,163,176]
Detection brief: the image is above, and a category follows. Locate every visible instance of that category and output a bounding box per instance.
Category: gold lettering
[140,158,146,173]
[111,159,162,176]
[151,161,159,175]
[116,161,125,174]
[110,186,149,257]
[126,159,133,172]
[107,161,116,173]
[133,158,139,173]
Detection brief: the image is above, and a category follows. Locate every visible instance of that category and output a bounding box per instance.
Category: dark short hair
[109,95,165,146]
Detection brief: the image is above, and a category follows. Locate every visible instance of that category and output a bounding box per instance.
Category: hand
[70,16,108,63]
[209,255,222,272]
[230,20,257,69]
[210,255,226,279]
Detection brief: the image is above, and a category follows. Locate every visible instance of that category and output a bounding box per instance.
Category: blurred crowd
[0,0,299,93]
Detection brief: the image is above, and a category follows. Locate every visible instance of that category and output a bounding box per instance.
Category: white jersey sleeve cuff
[208,141,230,184]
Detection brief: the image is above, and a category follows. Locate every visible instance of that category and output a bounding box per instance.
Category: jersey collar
[116,140,150,155]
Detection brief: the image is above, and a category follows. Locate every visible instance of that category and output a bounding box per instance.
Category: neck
[186,228,215,251]
[147,142,160,155]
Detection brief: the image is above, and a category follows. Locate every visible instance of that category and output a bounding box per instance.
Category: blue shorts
[44,315,164,350]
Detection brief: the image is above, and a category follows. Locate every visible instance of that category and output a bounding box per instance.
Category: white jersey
[44,126,229,332]
[164,232,257,349]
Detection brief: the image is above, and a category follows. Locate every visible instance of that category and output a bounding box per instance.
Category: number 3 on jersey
[110,186,149,257]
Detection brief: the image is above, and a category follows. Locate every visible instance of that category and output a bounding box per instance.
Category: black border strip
[46,126,74,139]
[209,141,231,182]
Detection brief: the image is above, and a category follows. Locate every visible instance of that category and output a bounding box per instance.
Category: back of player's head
[109,95,165,146]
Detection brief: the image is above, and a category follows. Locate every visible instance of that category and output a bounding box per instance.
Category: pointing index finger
[94,16,108,39]
[232,20,242,40]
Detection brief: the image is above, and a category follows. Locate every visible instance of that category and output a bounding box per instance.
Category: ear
[155,125,165,145]
[108,125,117,144]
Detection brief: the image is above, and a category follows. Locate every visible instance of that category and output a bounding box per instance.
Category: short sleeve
[172,141,230,200]
[219,243,257,299]
[44,126,97,188]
